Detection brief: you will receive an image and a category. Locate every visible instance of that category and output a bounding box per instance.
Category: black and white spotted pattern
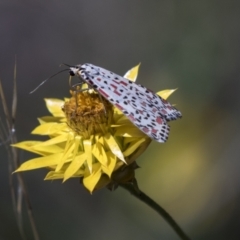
[69,63,182,142]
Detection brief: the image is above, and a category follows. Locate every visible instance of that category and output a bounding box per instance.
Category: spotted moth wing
[78,63,181,142]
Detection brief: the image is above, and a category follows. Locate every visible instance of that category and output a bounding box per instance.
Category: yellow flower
[13,65,177,193]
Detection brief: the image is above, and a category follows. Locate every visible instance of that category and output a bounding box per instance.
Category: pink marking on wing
[112,80,128,86]
[161,109,167,114]
[166,106,174,110]
[119,80,128,86]
[140,101,147,107]
[152,107,158,113]
[151,128,158,134]
[142,127,149,133]
[115,103,124,110]
[110,84,121,96]
[156,116,163,124]
[97,78,102,81]
[98,89,109,98]
[128,113,135,121]
[147,95,153,100]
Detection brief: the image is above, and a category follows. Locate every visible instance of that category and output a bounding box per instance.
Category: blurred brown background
[1,1,240,239]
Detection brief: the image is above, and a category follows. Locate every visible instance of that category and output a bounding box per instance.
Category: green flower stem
[120,183,191,240]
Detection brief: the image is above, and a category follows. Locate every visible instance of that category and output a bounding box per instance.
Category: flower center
[62,89,114,139]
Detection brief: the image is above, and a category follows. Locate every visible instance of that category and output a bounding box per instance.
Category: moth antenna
[59,63,72,67]
[29,69,69,94]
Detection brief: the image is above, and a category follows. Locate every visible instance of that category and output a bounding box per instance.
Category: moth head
[69,65,82,76]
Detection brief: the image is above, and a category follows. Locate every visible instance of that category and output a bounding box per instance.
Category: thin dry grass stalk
[0,58,40,240]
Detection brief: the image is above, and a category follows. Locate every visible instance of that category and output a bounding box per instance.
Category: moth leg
[70,82,85,91]
[70,81,92,107]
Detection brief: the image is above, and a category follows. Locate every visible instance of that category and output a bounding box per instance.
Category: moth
[68,64,182,142]
[31,63,181,142]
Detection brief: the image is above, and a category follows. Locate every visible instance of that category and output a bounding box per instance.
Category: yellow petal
[123,138,146,157]
[97,135,104,146]
[55,136,76,171]
[83,139,93,173]
[45,171,65,180]
[104,133,125,163]
[123,137,139,144]
[15,153,63,172]
[13,140,61,155]
[63,136,83,180]
[45,167,84,180]
[83,163,102,193]
[114,126,146,138]
[72,135,82,158]
[34,133,69,146]
[113,107,126,120]
[31,144,63,154]
[32,122,66,135]
[38,116,63,124]
[81,83,89,89]
[45,169,84,180]
[44,98,65,117]
[63,152,86,181]
[114,115,131,125]
[12,141,43,153]
[92,142,108,166]
[156,89,177,100]
[127,138,151,164]
[123,63,141,82]
[101,151,117,177]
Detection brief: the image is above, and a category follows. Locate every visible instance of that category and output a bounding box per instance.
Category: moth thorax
[62,89,114,139]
